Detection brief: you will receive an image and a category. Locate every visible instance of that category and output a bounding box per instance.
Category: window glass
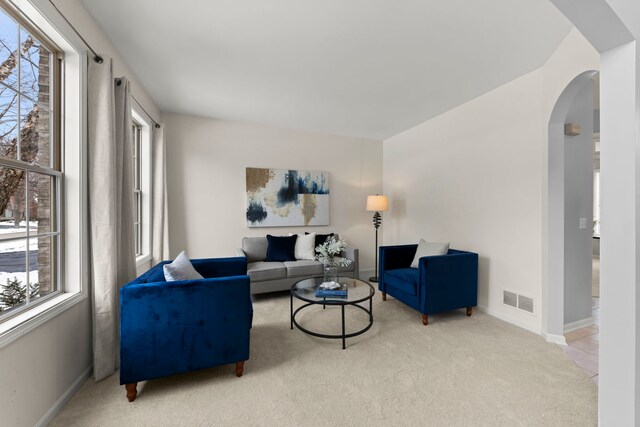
[132,121,142,257]
[0,6,60,320]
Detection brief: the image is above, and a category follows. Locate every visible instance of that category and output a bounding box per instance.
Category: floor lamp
[367,194,389,282]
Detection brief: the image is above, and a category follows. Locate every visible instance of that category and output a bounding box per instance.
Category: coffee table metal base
[290,297,373,349]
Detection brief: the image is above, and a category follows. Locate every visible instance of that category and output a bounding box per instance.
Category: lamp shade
[366,195,389,212]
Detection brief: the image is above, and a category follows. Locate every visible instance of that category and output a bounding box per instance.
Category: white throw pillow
[163,251,204,281]
[410,239,450,268]
[290,232,316,260]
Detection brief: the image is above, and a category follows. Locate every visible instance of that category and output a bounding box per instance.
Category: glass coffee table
[290,277,375,349]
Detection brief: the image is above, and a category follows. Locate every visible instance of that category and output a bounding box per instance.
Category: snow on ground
[0,221,38,274]
[0,271,37,287]
[0,221,41,310]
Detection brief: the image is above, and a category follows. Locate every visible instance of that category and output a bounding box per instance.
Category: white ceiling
[78,0,572,140]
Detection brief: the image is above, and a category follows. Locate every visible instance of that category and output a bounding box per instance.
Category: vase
[323,264,339,284]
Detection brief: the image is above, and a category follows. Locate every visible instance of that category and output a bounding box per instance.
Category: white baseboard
[35,365,92,427]
[477,305,540,335]
[544,333,567,346]
[564,316,594,333]
[359,268,374,280]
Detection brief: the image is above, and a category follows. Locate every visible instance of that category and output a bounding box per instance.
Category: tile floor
[563,297,599,385]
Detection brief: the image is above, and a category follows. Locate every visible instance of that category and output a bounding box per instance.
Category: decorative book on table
[316,282,348,298]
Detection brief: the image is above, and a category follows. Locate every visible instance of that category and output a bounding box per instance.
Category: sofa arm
[418,251,478,314]
[191,256,247,278]
[343,247,359,279]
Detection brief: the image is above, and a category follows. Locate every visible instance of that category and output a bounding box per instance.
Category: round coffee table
[290,277,375,349]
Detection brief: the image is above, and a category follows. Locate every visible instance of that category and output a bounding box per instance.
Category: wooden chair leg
[382,292,387,301]
[125,383,137,402]
[466,307,472,317]
[421,314,429,325]
[235,361,245,377]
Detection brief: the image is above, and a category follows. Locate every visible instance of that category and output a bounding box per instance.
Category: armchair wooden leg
[466,307,472,317]
[422,314,429,325]
[235,361,245,377]
[125,383,137,402]
[381,292,386,301]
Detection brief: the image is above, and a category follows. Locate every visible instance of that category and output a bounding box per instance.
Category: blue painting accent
[246,201,268,223]
[296,173,329,195]
[277,170,299,206]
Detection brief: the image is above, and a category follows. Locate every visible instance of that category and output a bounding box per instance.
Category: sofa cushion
[242,237,268,262]
[385,268,419,296]
[247,261,287,282]
[163,251,204,282]
[265,234,298,261]
[410,239,450,268]
[283,260,323,278]
[306,232,335,248]
[290,232,316,260]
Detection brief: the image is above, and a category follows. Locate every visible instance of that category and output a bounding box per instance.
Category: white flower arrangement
[315,236,353,268]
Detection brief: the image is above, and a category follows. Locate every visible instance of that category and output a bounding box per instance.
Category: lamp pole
[369,211,382,282]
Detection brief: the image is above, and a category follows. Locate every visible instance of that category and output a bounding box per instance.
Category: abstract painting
[246,167,330,227]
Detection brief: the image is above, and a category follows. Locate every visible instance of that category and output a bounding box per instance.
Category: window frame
[0,0,89,348]
[0,2,64,322]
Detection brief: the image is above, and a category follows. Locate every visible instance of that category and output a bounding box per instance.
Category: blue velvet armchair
[378,245,478,325]
[119,256,252,402]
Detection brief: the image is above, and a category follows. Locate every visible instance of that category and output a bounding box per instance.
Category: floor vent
[518,295,534,313]
[503,290,518,308]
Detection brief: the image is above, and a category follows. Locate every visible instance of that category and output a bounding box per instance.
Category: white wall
[382,29,598,333]
[597,1,640,422]
[0,1,161,426]
[162,114,383,277]
[563,80,595,326]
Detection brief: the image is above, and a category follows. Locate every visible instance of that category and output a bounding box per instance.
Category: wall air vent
[503,290,518,308]
[503,290,534,314]
[518,295,534,313]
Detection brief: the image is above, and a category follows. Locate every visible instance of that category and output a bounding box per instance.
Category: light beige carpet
[51,292,597,426]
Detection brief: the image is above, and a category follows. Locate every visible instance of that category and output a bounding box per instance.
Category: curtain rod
[48,0,161,128]
[130,89,161,129]
[47,0,102,63]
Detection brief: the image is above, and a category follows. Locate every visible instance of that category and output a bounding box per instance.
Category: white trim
[136,254,151,267]
[0,292,86,348]
[544,332,568,346]
[34,364,92,427]
[477,304,540,335]
[564,316,595,333]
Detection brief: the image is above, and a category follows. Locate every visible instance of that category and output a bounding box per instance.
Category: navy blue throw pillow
[306,232,334,248]
[265,234,298,262]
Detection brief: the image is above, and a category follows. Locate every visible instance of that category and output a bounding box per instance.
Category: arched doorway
[546,70,598,340]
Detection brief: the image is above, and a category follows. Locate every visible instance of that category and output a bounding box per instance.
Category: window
[131,110,151,267]
[132,120,142,257]
[0,5,62,320]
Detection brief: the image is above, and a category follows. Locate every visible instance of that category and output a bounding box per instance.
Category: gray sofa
[236,235,359,294]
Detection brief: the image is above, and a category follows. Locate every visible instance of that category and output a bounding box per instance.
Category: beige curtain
[88,56,137,381]
[151,124,169,264]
